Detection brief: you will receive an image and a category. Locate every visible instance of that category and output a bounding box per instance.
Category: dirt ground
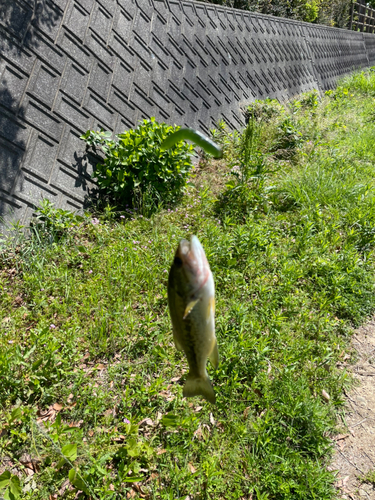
[330,318,375,499]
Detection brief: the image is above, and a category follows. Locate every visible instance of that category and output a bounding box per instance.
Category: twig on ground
[351,418,368,428]
[354,371,375,377]
[362,450,375,467]
[365,347,375,362]
[337,449,364,475]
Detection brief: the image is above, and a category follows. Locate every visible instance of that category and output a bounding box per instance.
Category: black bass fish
[168,235,219,404]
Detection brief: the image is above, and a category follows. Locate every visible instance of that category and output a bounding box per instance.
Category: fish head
[172,236,211,295]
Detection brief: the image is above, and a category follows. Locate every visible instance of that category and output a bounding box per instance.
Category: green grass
[361,468,375,485]
[2,69,375,499]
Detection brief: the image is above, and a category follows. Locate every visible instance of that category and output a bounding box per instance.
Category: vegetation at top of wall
[2,69,375,499]
[201,0,350,26]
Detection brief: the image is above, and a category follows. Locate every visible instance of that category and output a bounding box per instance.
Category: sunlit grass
[2,70,375,499]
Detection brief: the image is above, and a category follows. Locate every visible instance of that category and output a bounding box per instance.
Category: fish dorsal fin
[183,298,199,319]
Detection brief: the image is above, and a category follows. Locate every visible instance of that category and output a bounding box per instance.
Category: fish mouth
[176,236,210,291]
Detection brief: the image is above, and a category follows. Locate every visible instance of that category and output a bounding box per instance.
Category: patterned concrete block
[0,138,24,195]
[0,0,33,41]
[0,62,28,112]
[57,28,92,70]
[90,2,113,42]
[54,92,91,131]
[0,194,26,234]
[25,26,66,73]
[60,59,90,105]
[27,61,61,108]
[64,0,91,41]
[22,131,59,182]
[1,0,375,231]
[19,97,64,141]
[0,108,30,148]
[13,172,58,207]
[364,33,375,66]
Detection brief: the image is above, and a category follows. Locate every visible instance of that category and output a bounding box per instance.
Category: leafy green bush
[81,118,194,214]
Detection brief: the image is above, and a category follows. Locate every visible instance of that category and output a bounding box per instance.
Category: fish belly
[181,277,217,403]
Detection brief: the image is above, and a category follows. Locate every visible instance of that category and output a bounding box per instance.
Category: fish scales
[168,235,219,404]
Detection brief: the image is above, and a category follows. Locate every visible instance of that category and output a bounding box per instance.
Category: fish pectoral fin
[209,339,219,370]
[172,330,184,352]
[183,298,199,319]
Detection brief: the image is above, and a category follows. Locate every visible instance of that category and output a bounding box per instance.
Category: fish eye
[174,256,183,267]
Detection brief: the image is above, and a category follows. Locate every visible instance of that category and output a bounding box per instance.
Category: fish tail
[183,373,216,404]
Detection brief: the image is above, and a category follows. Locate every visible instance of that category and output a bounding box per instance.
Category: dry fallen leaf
[158,390,175,402]
[156,448,167,455]
[37,406,58,423]
[188,462,197,473]
[209,413,215,426]
[112,434,126,443]
[138,418,154,427]
[193,424,210,441]
[69,420,83,428]
[243,406,251,418]
[216,421,225,433]
[194,426,204,440]
[337,440,346,450]
[53,403,63,411]
[14,296,23,305]
[19,454,41,475]
[322,389,330,401]
[133,483,147,497]
[333,433,349,441]
[144,472,159,485]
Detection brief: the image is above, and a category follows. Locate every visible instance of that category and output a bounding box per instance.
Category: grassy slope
[2,71,375,499]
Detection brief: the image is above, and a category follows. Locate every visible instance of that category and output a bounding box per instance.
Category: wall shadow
[0,80,27,224]
[0,0,61,225]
